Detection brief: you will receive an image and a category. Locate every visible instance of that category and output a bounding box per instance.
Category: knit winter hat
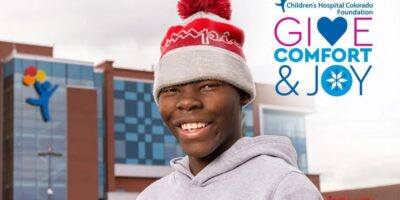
[153,0,256,106]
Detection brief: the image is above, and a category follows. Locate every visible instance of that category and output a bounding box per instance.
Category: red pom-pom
[178,0,232,20]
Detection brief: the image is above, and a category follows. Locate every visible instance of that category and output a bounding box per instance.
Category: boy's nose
[176,90,202,111]
[176,98,202,111]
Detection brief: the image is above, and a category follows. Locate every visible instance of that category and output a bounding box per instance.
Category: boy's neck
[188,158,209,176]
[188,135,242,176]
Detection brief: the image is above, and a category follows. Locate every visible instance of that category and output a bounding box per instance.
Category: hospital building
[0,41,317,200]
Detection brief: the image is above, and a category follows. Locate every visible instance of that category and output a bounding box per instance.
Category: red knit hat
[153,0,256,105]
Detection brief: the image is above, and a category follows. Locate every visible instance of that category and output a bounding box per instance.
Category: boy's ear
[239,91,251,106]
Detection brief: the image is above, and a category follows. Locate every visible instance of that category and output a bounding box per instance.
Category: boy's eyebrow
[164,79,223,89]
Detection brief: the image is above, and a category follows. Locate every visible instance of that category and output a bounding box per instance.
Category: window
[67,64,80,79]
[95,73,104,86]
[4,59,15,77]
[81,66,94,80]
[52,63,66,77]
[114,79,124,90]
[115,141,126,158]
[113,79,183,165]
[260,107,308,172]
[242,104,254,137]
[37,61,52,75]
[261,109,306,138]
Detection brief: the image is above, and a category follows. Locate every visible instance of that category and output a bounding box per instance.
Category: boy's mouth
[180,122,209,132]
[175,121,213,138]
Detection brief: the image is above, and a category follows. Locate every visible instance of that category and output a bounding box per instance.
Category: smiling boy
[158,80,249,176]
[137,0,322,199]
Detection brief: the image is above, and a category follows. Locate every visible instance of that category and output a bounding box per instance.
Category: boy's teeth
[181,123,207,131]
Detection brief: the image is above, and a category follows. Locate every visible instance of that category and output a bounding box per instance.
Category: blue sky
[1,0,399,192]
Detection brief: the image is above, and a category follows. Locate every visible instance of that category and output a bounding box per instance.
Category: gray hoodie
[137,135,323,200]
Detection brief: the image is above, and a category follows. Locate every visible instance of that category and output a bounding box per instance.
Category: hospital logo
[275,0,287,13]
[23,66,59,122]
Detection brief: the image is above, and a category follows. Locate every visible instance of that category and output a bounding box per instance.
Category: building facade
[0,41,316,200]
[323,184,400,200]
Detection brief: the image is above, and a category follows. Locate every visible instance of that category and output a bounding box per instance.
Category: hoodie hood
[170,135,298,185]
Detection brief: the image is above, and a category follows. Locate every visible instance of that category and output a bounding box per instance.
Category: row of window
[113,79,184,166]
[94,72,106,199]
[4,58,94,81]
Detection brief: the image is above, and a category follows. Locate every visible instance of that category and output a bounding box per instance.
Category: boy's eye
[201,82,221,91]
[160,87,178,95]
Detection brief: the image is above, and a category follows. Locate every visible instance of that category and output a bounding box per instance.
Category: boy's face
[158,80,245,159]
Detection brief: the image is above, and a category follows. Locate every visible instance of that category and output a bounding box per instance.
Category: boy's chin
[183,143,217,159]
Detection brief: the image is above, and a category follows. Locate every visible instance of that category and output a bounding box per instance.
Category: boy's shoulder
[136,172,176,200]
[252,155,322,199]
[230,154,322,199]
[241,153,302,178]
